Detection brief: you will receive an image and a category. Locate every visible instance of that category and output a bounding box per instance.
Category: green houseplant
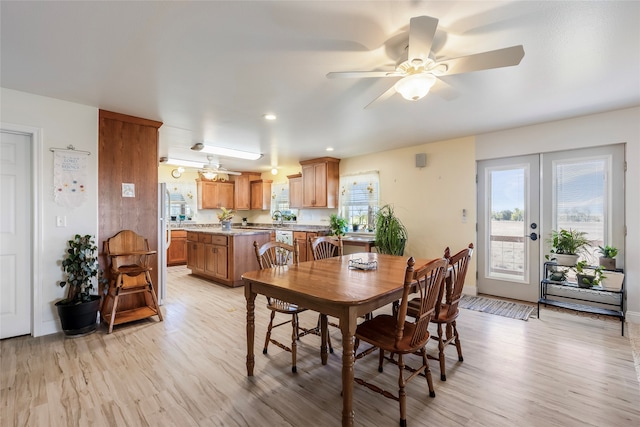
[56,234,103,336]
[573,260,605,288]
[546,228,590,266]
[597,245,618,270]
[329,214,348,237]
[217,207,234,231]
[374,204,408,255]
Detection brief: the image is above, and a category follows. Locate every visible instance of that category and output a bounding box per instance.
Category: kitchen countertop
[182,227,272,236]
[172,223,331,233]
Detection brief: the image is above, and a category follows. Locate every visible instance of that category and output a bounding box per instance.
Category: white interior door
[477,155,540,302]
[0,130,32,338]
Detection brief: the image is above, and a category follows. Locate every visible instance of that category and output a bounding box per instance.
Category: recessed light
[271,168,278,175]
[326,147,334,152]
[264,114,277,120]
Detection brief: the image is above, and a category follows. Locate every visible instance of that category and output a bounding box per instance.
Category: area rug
[459,295,534,321]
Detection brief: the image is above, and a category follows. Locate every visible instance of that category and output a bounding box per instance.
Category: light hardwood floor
[2,265,639,426]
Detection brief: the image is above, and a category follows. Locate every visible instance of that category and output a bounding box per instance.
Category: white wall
[1,88,98,336]
[476,106,640,323]
[340,136,477,289]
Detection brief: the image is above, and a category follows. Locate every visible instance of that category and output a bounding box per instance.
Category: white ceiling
[2,1,638,173]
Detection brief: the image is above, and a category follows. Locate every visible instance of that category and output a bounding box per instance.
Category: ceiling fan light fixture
[394,73,437,101]
[198,144,262,160]
[203,171,217,180]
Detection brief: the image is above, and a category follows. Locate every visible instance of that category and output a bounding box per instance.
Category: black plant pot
[55,295,101,336]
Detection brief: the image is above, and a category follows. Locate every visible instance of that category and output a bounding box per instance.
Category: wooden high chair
[102,230,163,333]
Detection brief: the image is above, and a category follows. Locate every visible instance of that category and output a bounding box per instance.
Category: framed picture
[122,183,135,198]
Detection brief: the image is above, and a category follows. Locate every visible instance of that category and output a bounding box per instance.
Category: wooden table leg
[341,310,357,427]
[245,283,256,376]
[320,314,328,365]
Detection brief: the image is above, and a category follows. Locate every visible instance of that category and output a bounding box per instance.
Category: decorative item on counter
[242,217,248,226]
[217,207,234,231]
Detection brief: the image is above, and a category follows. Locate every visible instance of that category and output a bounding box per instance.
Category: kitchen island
[186,228,271,287]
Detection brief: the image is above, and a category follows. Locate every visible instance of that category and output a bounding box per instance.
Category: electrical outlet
[56,216,67,227]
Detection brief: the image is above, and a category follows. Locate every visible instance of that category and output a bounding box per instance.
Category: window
[338,171,380,231]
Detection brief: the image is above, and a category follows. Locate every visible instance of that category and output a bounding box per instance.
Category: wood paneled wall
[98,110,162,310]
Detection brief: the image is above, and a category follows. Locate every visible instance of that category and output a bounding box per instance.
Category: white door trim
[1,122,43,337]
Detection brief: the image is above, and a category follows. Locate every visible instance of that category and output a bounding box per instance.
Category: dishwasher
[275,230,294,245]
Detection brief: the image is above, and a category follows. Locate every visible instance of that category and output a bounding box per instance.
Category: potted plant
[573,260,605,288]
[329,214,348,237]
[374,204,408,255]
[217,207,234,231]
[597,245,618,270]
[56,234,103,336]
[546,228,590,266]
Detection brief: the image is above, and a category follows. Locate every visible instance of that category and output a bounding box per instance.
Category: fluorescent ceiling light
[198,145,263,160]
[263,114,277,120]
[162,158,203,168]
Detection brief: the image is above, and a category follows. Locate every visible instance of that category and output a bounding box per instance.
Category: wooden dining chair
[253,240,317,373]
[309,235,343,353]
[310,235,343,260]
[408,243,474,381]
[102,230,163,334]
[354,256,448,427]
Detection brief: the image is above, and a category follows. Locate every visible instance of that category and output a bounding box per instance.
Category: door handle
[526,232,538,241]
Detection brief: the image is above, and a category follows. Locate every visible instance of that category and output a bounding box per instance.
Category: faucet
[272,210,283,227]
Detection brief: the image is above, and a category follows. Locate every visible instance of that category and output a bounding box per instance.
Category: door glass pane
[553,157,607,263]
[487,166,528,282]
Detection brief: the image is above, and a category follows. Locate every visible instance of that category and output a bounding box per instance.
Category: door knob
[526,232,538,241]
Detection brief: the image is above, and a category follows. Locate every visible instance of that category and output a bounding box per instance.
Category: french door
[478,145,625,302]
[478,155,540,301]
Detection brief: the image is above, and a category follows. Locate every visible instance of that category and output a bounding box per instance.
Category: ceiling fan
[327,15,525,108]
[199,155,241,180]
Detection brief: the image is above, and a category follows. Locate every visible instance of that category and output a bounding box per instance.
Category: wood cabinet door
[250,180,272,210]
[198,182,217,209]
[294,231,307,261]
[312,162,328,207]
[168,232,187,265]
[302,164,316,207]
[187,241,204,271]
[218,182,235,209]
[205,244,228,279]
[234,174,251,210]
[288,175,302,208]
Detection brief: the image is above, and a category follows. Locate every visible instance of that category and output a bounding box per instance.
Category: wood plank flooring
[2,265,639,426]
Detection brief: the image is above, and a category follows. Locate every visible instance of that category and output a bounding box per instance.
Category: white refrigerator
[158,183,171,304]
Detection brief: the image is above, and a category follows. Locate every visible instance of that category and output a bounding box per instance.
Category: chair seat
[431,303,459,324]
[267,301,307,314]
[356,314,428,354]
[112,264,152,275]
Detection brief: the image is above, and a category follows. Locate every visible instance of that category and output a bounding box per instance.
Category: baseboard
[462,285,478,296]
[626,310,640,325]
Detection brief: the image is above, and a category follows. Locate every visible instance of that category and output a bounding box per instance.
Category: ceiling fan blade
[437,45,525,76]
[408,16,439,67]
[364,82,398,109]
[327,70,402,79]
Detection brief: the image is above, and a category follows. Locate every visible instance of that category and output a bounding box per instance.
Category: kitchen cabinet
[167,230,188,265]
[186,232,205,271]
[300,157,340,208]
[294,231,318,262]
[186,230,270,287]
[234,172,261,211]
[204,235,229,280]
[250,179,273,210]
[288,173,302,209]
[197,180,235,210]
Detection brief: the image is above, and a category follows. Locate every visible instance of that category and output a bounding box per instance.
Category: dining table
[242,252,432,427]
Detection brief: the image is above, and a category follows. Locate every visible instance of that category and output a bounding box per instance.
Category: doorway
[477,144,625,302]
